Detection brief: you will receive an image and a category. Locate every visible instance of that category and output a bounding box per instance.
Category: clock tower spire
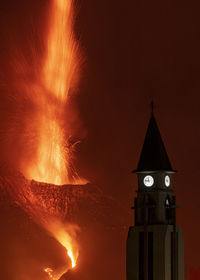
[126,113,184,280]
[135,113,174,173]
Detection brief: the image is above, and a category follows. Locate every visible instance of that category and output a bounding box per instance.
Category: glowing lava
[25,0,80,185]
[20,0,81,277]
[5,0,83,276]
[68,250,76,268]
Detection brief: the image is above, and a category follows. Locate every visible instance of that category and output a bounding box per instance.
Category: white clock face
[165,175,170,187]
[143,175,154,187]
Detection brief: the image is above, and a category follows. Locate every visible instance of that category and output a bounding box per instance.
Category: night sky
[0,0,200,279]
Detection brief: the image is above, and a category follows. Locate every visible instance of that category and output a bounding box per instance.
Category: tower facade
[127,114,184,280]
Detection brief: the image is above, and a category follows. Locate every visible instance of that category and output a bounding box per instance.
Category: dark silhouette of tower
[127,111,184,280]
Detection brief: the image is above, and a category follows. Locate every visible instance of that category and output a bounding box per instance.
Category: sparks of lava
[44,268,57,280]
[23,0,81,185]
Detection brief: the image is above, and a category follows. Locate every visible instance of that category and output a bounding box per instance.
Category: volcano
[0,166,129,280]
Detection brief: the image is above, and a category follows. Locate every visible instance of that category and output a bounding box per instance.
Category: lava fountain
[24,0,81,186]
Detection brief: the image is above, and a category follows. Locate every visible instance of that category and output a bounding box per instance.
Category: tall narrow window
[171,231,178,280]
[139,232,144,280]
[148,232,153,280]
[139,232,154,280]
[166,197,172,223]
[148,198,155,225]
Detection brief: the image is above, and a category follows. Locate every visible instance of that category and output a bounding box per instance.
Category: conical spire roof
[134,114,175,173]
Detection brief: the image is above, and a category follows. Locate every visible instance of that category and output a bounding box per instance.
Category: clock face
[165,175,170,187]
[143,175,154,187]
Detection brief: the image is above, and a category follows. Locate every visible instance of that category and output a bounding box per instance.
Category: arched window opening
[166,196,172,223]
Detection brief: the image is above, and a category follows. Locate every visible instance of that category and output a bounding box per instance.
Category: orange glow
[44,268,56,280]
[24,0,80,185]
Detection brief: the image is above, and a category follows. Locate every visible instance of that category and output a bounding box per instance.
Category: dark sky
[0,0,200,279]
[76,0,200,276]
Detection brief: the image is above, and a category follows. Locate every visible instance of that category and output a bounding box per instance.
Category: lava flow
[43,220,80,280]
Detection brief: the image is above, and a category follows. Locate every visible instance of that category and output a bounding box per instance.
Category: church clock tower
[127,111,184,280]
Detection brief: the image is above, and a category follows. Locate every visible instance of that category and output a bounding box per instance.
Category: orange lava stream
[48,221,79,268]
[26,0,79,185]
[44,221,79,279]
